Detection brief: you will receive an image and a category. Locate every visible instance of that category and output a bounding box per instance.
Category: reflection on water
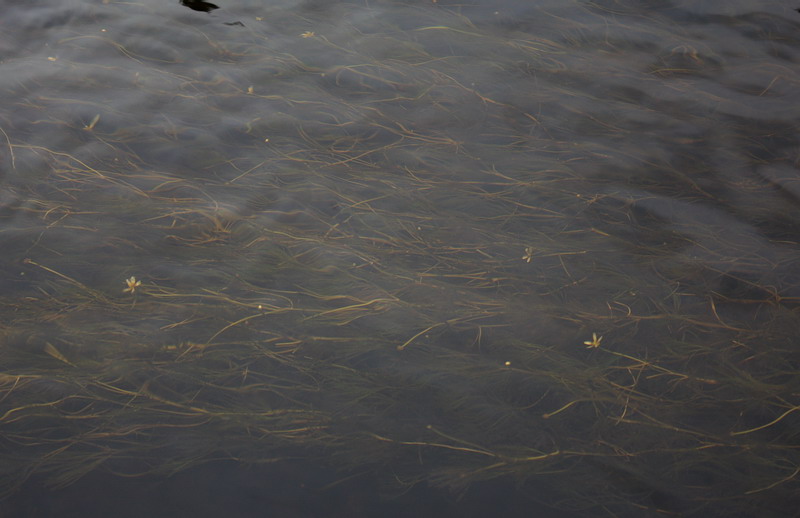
[1,0,798,516]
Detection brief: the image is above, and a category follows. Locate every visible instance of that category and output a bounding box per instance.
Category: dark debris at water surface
[0,1,799,517]
[180,0,220,13]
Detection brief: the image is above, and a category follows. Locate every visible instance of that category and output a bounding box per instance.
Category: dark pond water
[1,0,799,516]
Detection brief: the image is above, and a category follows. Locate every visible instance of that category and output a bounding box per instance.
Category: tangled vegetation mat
[1,1,799,516]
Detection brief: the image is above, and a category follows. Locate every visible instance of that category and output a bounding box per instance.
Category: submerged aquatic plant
[582,332,603,349]
[122,276,141,294]
[1,0,798,516]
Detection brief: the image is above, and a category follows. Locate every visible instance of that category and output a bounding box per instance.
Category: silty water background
[1,1,799,517]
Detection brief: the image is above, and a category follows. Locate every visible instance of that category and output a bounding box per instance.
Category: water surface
[1,1,799,516]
